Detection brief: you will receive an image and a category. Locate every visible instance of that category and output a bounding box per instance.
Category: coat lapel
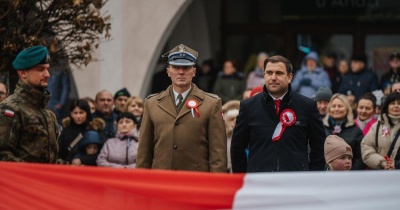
[177,84,204,120]
[157,86,177,118]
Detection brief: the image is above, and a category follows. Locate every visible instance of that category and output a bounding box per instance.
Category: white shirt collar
[268,91,287,100]
[173,87,191,106]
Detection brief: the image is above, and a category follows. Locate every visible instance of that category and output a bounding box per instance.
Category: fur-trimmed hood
[62,117,106,131]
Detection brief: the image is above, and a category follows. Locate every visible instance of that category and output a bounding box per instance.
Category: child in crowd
[71,130,103,166]
[324,135,353,171]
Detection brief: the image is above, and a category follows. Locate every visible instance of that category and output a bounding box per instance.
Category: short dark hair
[117,112,137,124]
[264,55,293,74]
[381,92,400,126]
[358,93,377,110]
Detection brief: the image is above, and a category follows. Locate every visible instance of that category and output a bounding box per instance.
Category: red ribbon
[186,99,200,118]
[272,109,296,142]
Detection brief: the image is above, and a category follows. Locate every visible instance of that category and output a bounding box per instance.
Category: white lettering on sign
[316,0,379,8]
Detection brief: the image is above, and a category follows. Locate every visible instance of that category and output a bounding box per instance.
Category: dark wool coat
[323,119,365,170]
[231,85,326,172]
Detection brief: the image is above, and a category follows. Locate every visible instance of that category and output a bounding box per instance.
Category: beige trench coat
[137,85,227,172]
[361,115,400,169]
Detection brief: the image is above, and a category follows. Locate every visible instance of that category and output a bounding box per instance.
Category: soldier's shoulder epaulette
[204,92,220,99]
[146,91,162,99]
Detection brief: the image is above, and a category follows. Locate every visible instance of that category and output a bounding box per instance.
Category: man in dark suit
[231,55,326,172]
[137,44,227,172]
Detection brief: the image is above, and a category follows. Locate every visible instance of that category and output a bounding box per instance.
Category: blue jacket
[47,69,70,109]
[291,67,331,98]
[292,51,331,98]
[93,111,117,139]
[338,69,378,100]
[74,130,103,166]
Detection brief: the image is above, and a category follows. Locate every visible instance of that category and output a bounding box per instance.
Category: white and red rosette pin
[186,99,200,118]
[272,109,296,142]
[382,125,390,137]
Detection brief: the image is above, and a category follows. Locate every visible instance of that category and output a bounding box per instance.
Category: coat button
[175,121,179,125]
[173,145,178,150]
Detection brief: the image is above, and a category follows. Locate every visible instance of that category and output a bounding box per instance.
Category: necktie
[177,94,183,107]
[275,99,281,115]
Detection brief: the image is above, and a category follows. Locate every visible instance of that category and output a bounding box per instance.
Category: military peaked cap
[162,44,198,66]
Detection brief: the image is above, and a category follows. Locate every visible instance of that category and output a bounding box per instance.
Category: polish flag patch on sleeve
[3,109,15,118]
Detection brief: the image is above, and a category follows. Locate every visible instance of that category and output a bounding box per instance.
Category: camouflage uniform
[0,80,60,163]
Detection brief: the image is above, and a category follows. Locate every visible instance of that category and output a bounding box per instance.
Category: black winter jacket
[323,120,365,170]
[231,85,326,172]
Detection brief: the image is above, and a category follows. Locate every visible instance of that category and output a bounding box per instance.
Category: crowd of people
[0,44,400,173]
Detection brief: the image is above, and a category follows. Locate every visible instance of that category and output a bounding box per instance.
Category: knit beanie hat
[324,135,353,164]
[305,51,319,62]
[114,88,131,100]
[314,87,332,101]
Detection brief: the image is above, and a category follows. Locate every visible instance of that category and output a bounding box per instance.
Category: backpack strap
[388,130,400,157]
[68,133,83,151]
[375,121,380,148]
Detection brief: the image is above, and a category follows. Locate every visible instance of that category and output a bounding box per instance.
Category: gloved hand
[299,78,312,86]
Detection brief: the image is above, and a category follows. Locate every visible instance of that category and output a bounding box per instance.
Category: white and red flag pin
[186,99,200,118]
[272,109,296,142]
[3,109,15,118]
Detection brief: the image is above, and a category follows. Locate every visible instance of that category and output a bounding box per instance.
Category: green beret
[12,46,50,70]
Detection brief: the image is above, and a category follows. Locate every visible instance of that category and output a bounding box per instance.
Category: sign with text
[283,0,400,22]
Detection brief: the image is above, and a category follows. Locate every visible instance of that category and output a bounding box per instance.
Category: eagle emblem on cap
[45,53,50,63]
[179,44,184,52]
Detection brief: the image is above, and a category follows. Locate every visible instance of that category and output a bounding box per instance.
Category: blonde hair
[123,96,144,112]
[323,93,354,125]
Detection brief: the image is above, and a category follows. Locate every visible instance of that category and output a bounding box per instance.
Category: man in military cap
[0,45,61,163]
[137,44,227,172]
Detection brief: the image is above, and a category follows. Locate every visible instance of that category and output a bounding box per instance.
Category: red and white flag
[0,162,399,209]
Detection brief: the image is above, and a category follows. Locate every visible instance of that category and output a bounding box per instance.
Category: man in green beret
[0,45,61,163]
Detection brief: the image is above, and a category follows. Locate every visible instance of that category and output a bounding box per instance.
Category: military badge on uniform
[186,99,200,118]
[382,125,389,137]
[272,109,296,142]
[2,109,15,118]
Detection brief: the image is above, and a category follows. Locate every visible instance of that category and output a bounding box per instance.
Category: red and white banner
[0,162,399,210]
